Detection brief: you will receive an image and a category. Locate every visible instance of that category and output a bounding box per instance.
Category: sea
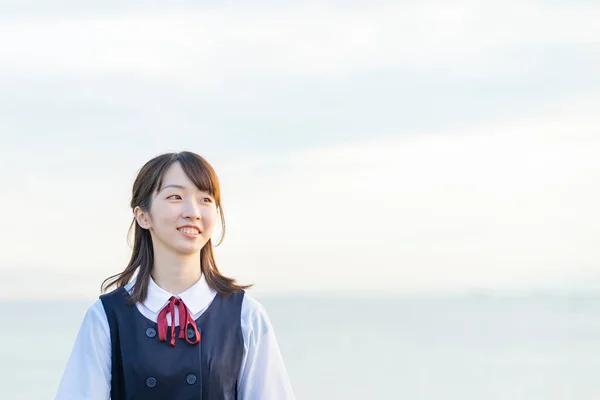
[1,292,599,399]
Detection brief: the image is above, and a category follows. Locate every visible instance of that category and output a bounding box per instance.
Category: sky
[0,1,598,299]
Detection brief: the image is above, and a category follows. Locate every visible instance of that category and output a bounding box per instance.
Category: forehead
[160,162,191,186]
[157,161,215,194]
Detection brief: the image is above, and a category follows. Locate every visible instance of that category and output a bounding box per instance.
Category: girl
[55,151,296,399]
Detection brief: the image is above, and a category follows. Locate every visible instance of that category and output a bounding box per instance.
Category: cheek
[203,208,218,227]
[152,204,180,228]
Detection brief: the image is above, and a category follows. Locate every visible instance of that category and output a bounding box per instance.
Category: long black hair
[101,151,252,302]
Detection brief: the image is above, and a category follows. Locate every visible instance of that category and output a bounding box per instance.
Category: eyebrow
[160,184,187,192]
[160,184,212,195]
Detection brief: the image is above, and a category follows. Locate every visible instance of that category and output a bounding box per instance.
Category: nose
[181,200,202,220]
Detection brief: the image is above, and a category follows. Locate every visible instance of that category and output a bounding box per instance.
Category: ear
[133,206,152,230]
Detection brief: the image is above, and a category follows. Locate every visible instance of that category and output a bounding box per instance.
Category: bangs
[154,151,220,199]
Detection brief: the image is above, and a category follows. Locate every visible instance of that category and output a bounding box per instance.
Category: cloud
[0,1,597,83]
[0,93,598,298]
[215,93,600,293]
[0,2,598,298]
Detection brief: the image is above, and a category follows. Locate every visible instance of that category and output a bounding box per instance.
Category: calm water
[1,293,599,399]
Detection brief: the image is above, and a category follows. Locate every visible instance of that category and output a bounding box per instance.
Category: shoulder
[240,292,277,341]
[241,291,267,321]
[88,298,109,319]
[76,298,111,339]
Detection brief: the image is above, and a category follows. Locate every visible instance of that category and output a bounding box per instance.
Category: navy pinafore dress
[100,287,245,400]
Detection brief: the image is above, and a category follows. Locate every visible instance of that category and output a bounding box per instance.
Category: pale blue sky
[1,1,599,298]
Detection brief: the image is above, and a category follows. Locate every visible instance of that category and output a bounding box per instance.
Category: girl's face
[136,162,218,256]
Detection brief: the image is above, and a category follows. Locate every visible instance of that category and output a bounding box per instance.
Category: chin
[169,241,200,255]
[177,246,203,256]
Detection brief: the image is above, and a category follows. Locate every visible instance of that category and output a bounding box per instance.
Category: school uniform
[55,274,295,400]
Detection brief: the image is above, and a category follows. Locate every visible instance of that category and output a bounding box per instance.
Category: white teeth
[179,228,199,235]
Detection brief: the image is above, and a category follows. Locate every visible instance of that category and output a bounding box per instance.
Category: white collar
[126,273,216,314]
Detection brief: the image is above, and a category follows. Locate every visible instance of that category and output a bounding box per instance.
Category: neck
[151,250,202,295]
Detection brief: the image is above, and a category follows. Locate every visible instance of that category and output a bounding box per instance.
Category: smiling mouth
[178,227,201,235]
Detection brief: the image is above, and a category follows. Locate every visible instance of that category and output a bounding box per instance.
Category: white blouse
[55,274,296,400]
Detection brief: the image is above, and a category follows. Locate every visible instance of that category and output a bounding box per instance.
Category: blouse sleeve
[237,296,296,400]
[54,299,112,400]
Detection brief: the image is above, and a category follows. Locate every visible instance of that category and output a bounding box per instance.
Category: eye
[167,195,182,200]
[202,197,213,203]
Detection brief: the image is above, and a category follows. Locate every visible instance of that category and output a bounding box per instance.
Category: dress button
[146,377,157,388]
[145,328,156,338]
[186,374,197,385]
[187,328,195,339]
